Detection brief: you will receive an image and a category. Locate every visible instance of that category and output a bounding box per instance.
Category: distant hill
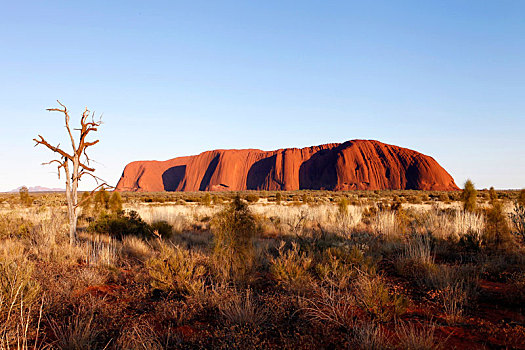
[9,186,64,193]
[116,139,459,192]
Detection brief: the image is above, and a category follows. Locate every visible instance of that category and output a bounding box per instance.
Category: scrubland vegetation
[0,188,524,349]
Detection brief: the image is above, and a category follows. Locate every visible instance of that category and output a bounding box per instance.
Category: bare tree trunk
[71,155,80,244]
[34,101,108,245]
[64,161,77,244]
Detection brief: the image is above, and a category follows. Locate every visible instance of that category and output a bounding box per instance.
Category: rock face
[115,140,459,192]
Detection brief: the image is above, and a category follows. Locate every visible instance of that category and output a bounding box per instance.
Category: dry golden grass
[0,190,523,349]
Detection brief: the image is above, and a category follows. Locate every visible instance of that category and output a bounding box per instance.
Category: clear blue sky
[1,0,524,191]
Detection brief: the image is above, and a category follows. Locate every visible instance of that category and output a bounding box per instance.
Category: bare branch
[47,100,77,152]
[83,140,99,148]
[33,135,73,160]
[77,170,104,183]
[41,159,66,179]
[78,161,95,172]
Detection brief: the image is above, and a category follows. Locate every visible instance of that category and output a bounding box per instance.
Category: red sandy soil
[116,139,459,192]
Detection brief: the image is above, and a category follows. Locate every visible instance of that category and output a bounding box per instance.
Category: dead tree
[34,100,108,244]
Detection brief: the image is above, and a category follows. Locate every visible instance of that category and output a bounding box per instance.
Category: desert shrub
[88,210,153,240]
[484,200,513,249]
[270,242,313,294]
[108,191,123,213]
[316,249,356,289]
[301,193,312,204]
[0,248,41,348]
[0,215,34,239]
[302,286,358,330]
[395,321,441,350]
[355,274,408,322]
[93,187,110,213]
[211,195,221,205]
[371,210,399,237]
[275,192,282,204]
[79,192,93,217]
[407,195,422,204]
[338,197,349,216]
[509,202,525,243]
[201,193,212,206]
[458,229,484,251]
[211,196,258,283]
[453,210,485,245]
[147,243,207,296]
[150,220,173,239]
[423,264,479,322]
[0,253,41,315]
[116,320,165,350]
[462,179,477,212]
[218,289,267,328]
[489,186,497,203]
[395,234,436,278]
[245,194,259,203]
[316,246,377,288]
[352,322,390,350]
[438,193,450,202]
[121,236,154,262]
[49,309,101,350]
[18,186,32,207]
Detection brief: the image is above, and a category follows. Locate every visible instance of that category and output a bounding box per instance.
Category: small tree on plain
[19,186,32,207]
[489,186,497,204]
[108,191,123,213]
[34,101,108,244]
[462,179,477,212]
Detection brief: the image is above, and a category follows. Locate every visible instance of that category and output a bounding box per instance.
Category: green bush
[151,220,174,239]
[275,192,282,204]
[211,196,258,282]
[94,188,110,213]
[18,186,32,207]
[88,210,153,240]
[484,200,513,249]
[201,193,212,206]
[462,179,477,212]
[438,193,450,202]
[108,191,123,213]
[301,193,311,204]
[489,187,497,203]
[245,194,259,203]
[338,197,349,216]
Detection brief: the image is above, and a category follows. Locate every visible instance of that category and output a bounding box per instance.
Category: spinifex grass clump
[270,242,313,293]
[211,196,258,283]
[147,243,207,297]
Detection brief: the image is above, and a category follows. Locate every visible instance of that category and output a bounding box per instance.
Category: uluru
[116,140,458,192]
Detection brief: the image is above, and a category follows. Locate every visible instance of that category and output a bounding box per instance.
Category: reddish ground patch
[74,284,124,298]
